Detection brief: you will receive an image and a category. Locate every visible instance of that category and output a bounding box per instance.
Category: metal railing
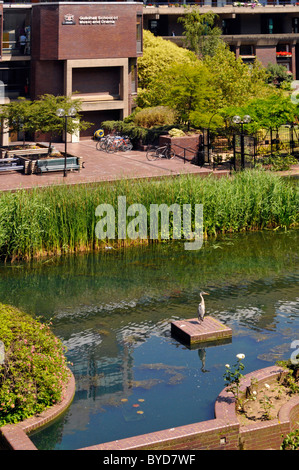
[168,141,200,164]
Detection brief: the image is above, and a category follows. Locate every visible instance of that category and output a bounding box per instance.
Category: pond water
[0,230,298,450]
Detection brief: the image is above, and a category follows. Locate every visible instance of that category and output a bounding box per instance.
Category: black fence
[199,125,299,170]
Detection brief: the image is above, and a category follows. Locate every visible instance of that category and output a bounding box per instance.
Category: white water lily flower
[236,353,245,360]
[225,364,230,368]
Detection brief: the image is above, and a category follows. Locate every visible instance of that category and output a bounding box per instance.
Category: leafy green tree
[137,30,197,107]
[178,9,223,58]
[158,62,216,129]
[0,95,91,151]
[32,94,91,150]
[225,93,298,133]
[265,63,293,89]
[0,97,35,146]
[204,42,270,111]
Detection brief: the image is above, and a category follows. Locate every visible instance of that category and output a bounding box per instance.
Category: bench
[36,157,81,174]
[0,157,24,173]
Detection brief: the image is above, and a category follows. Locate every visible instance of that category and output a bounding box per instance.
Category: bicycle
[96,134,113,151]
[146,143,175,161]
[105,135,133,153]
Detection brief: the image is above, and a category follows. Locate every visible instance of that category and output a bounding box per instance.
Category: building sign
[78,16,118,25]
[62,14,76,25]
[62,14,118,25]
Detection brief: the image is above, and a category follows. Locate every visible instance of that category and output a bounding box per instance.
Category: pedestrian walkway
[0,139,297,192]
[0,139,227,192]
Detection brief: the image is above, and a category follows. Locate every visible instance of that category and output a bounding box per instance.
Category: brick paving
[0,139,229,192]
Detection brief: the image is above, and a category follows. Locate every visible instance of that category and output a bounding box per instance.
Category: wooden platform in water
[171,316,232,346]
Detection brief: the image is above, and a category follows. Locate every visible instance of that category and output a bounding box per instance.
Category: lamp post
[232,114,251,170]
[56,106,77,177]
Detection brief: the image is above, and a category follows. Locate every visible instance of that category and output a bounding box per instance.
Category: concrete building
[0,1,143,141]
[143,2,299,77]
[1,0,299,142]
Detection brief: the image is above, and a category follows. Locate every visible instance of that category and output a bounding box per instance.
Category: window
[3,9,31,56]
[240,45,255,56]
[130,59,137,95]
[267,18,274,34]
[149,20,158,36]
[292,18,299,34]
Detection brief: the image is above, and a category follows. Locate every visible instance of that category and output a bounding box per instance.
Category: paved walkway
[0,139,227,192]
[0,139,298,192]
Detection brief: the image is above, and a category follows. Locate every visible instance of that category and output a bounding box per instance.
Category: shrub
[133,106,177,129]
[0,304,70,426]
[168,128,186,137]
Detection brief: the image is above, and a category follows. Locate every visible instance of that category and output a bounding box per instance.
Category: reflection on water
[0,230,298,449]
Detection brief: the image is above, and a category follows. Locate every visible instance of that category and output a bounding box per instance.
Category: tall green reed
[0,170,297,260]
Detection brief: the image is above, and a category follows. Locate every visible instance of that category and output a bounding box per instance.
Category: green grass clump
[0,170,297,261]
[0,304,70,426]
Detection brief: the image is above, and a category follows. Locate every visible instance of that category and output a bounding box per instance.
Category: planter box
[159,134,202,163]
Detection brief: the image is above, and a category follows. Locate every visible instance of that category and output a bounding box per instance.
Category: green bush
[0,304,70,426]
[168,128,186,137]
[133,106,177,129]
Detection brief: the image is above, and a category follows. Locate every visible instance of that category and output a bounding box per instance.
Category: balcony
[143,1,299,13]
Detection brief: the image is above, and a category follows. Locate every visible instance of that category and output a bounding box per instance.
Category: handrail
[169,141,199,164]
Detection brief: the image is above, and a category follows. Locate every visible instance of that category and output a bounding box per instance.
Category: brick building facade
[1,0,299,142]
[0,1,143,141]
[143,2,299,78]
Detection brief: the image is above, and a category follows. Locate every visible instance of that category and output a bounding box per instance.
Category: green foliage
[178,9,223,58]
[266,62,293,88]
[223,354,245,407]
[204,42,270,112]
[0,94,92,149]
[0,171,297,260]
[260,153,298,172]
[133,106,177,128]
[137,30,196,91]
[0,98,35,144]
[151,61,216,129]
[226,93,298,133]
[168,128,186,137]
[0,304,70,426]
[33,94,91,142]
[281,430,299,450]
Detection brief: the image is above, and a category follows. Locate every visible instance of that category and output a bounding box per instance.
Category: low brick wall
[159,135,202,163]
[1,365,298,450]
[0,370,75,450]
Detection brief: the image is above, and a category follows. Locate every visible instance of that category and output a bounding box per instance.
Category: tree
[265,63,293,89]
[178,9,223,58]
[0,94,92,151]
[0,97,36,146]
[32,94,91,151]
[204,42,270,111]
[137,30,197,107]
[224,92,298,133]
[156,61,216,129]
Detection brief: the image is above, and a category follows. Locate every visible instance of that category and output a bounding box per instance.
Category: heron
[197,291,209,324]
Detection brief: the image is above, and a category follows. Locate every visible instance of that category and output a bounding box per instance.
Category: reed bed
[0,170,297,261]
